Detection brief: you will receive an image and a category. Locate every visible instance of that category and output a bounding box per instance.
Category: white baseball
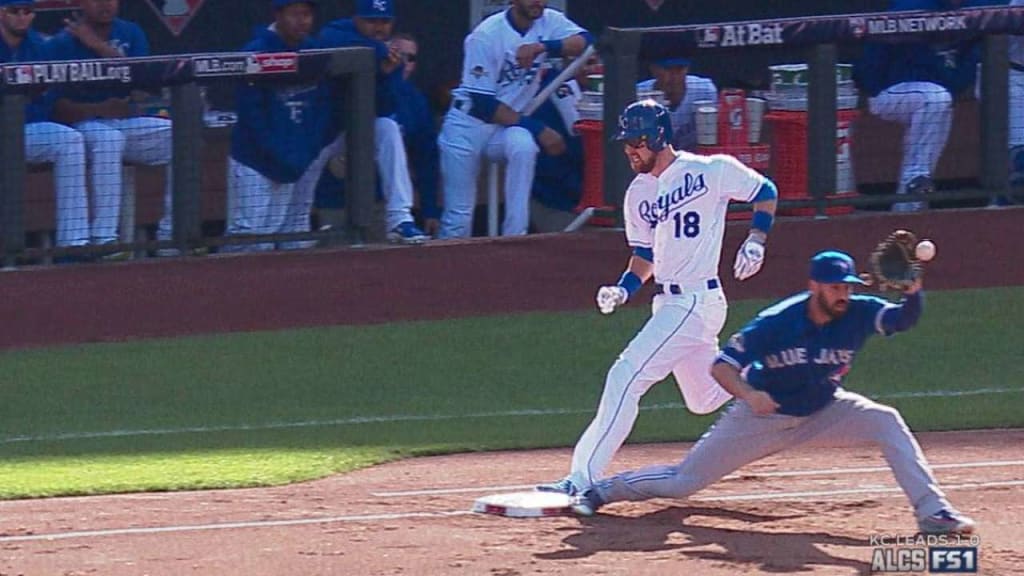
[915,240,936,262]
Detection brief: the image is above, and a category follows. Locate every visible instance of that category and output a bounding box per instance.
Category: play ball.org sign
[143,0,208,37]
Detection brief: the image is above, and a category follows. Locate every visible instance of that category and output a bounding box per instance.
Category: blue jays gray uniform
[576,251,974,534]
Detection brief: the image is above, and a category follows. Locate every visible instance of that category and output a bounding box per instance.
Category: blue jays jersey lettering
[624,153,767,284]
[454,8,584,112]
[719,293,896,416]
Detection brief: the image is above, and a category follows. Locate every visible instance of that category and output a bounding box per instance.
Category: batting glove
[596,285,629,315]
[733,234,766,281]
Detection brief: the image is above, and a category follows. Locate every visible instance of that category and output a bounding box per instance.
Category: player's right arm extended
[711,361,780,415]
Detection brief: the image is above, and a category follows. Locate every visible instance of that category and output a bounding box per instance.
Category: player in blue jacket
[224,0,335,252]
[571,250,976,536]
[47,0,173,250]
[391,33,441,236]
[853,0,992,212]
[0,0,90,254]
[524,68,583,233]
[317,0,428,244]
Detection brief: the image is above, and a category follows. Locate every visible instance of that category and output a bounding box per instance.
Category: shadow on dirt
[538,505,873,574]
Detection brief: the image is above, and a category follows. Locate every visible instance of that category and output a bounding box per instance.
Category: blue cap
[273,0,317,8]
[356,0,394,19]
[0,0,34,6]
[654,58,692,68]
[809,250,868,285]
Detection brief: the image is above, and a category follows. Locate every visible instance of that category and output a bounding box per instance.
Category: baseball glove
[862,229,923,291]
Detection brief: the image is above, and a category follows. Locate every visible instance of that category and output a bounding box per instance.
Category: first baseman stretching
[570,250,976,536]
[538,99,778,496]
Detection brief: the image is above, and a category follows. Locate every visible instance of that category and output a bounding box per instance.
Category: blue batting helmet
[613,99,673,152]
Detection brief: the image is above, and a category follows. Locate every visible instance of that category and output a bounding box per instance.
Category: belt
[654,279,719,295]
[1012,62,1024,74]
[452,97,472,114]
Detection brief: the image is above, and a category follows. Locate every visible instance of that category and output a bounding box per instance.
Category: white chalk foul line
[2,479,1021,544]
[0,510,474,543]
[2,387,1021,445]
[371,460,1024,498]
[691,479,1024,502]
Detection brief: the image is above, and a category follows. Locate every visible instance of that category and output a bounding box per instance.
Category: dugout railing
[599,5,1024,219]
[0,47,376,266]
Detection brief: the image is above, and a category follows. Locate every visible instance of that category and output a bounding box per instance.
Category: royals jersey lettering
[453,8,584,112]
[624,153,767,284]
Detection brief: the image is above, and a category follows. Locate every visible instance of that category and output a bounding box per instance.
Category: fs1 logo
[929,547,978,573]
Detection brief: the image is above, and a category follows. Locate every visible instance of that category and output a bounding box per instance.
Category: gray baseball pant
[594,389,951,521]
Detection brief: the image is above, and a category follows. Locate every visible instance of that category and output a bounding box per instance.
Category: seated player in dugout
[222,0,334,253]
[523,53,602,233]
[0,0,91,259]
[636,57,717,152]
[48,0,175,253]
[317,0,429,244]
[390,32,442,237]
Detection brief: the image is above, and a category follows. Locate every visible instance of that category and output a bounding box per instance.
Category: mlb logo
[849,17,867,39]
[929,547,978,573]
[700,27,721,48]
[15,64,34,85]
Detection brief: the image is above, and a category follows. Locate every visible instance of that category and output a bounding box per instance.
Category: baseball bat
[521,44,596,116]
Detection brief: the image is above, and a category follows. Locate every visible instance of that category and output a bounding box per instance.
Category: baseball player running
[569,250,976,536]
[0,0,90,253]
[538,99,779,496]
[438,0,592,238]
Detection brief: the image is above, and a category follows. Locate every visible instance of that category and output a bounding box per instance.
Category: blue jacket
[318,19,397,117]
[230,26,333,183]
[528,80,583,213]
[0,28,55,123]
[47,18,149,103]
[853,0,994,97]
[394,77,440,219]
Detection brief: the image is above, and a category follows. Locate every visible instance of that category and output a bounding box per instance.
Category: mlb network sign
[872,546,978,573]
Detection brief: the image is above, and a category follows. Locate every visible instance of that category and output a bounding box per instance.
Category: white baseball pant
[24,122,89,247]
[868,81,953,192]
[373,117,418,231]
[74,117,173,244]
[438,106,539,238]
[224,137,341,251]
[567,285,734,489]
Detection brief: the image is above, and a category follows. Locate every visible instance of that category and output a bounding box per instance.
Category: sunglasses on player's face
[4,6,34,16]
[403,53,417,63]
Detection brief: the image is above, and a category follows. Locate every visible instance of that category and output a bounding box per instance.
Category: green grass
[0,286,1021,498]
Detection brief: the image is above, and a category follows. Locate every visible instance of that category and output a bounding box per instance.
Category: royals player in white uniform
[538,100,779,496]
[438,0,592,238]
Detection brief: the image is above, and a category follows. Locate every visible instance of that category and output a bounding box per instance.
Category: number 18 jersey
[624,153,767,285]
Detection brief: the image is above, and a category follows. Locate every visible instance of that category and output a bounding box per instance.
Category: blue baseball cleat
[917,509,976,535]
[570,488,605,517]
[387,221,429,245]
[535,476,578,496]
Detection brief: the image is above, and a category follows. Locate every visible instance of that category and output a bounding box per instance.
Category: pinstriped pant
[594,389,952,522]
[868,81,953,192]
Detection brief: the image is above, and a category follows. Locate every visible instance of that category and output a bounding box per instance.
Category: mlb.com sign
[866,13,969,35]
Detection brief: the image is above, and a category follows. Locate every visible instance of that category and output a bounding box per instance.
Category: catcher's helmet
[613,99,673,152]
